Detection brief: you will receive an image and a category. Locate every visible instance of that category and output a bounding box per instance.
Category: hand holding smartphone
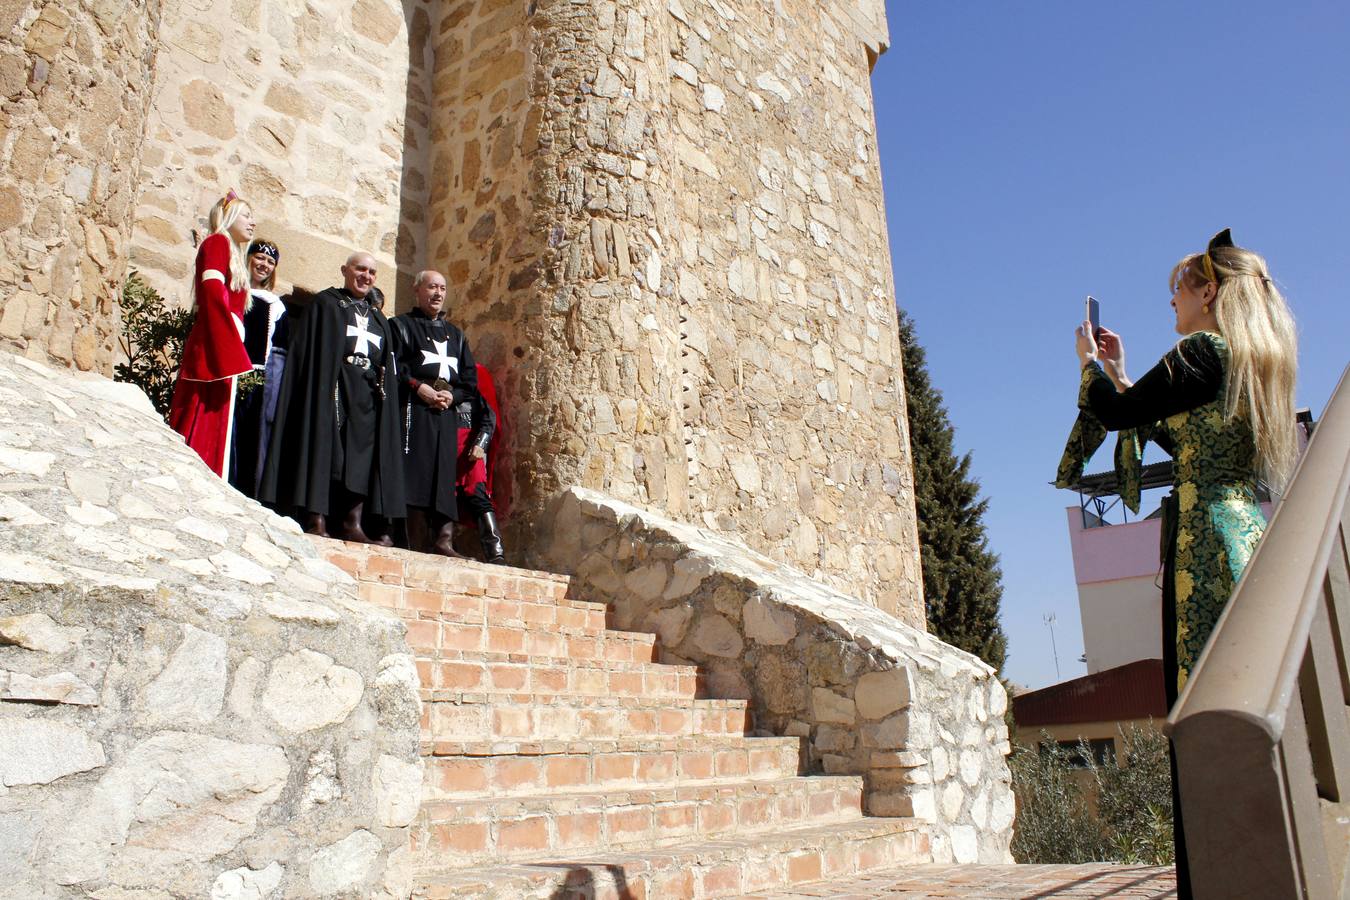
[1085,296,1101,338]
[1081,296,1127,385]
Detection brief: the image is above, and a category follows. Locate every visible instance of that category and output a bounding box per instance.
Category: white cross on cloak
[347,313,382,356]
[421,338,459,382]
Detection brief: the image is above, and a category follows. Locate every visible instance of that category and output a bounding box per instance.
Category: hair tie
[249,239,280,262]
[221,189,240,211]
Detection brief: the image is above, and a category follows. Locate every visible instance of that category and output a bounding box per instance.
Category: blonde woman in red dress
[168,191,256,477]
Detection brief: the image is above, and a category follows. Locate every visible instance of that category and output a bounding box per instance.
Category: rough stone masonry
[0,351,422,898]
[1,0,924,623]
[542,487,1015,865]
[0,0,162,374]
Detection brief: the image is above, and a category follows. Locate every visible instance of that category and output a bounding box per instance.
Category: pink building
[1067,495,1168,675]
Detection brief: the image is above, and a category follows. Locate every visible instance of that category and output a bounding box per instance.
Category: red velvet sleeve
[178,234,252,382]
[196,233,230,309]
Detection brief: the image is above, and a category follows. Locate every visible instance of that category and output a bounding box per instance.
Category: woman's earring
[1202,304,1210,314]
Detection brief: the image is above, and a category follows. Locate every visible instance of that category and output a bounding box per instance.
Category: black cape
[259,287,405,518]
[390,309,478,518]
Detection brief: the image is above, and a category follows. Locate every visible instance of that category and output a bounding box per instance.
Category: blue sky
[871,0,1350,689]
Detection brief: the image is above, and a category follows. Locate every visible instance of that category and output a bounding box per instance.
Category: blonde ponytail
[1171,246,1299,489]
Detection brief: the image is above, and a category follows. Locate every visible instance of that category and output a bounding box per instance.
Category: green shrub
[1089,726,1175,865]
[1010,724,1174,866]
[1009,737,1108,863]
[114,272,194,419]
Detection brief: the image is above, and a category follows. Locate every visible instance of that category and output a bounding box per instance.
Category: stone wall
[454,0,690,551]
[835,0,889,56]
[424,0,534,305]
[663,0,922,621]
[0,350,422,897]
[542,487,1015,865]
[0,0,163,375]
[127,0,429,306]
[423,0,922,623]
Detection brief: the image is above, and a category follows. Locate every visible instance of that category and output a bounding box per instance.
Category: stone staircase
[320,541,932,898]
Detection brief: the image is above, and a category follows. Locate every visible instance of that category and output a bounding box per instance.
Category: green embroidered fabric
[1056,333,1266,690]
[1054,363,1160,514]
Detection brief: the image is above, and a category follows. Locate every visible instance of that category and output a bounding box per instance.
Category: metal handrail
[1167,362,1350,899]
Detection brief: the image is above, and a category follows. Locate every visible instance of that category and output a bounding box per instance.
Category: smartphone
[1085,296,1101,337]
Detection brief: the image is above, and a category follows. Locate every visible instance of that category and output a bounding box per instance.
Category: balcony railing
[1168,363,1350,899]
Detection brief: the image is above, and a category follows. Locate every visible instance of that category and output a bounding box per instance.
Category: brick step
[404,615,655,663]
[370,584,608,632]
[320,538,573,601]
[405,616,656,663]
[417,655,700,700]
[412,817,931,899]
[412,776,864,866]
[422,736,803,800]
[423,695,749,743]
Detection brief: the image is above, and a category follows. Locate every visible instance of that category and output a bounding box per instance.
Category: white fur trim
[202,269,226,283]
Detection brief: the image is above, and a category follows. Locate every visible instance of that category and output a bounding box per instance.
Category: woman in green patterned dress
[1058,229,1298,896]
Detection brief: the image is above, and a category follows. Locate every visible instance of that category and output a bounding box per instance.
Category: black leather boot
[337,499,378,544]
[361,507,395,547]
[304,512,329,538]
[431,515,465,558]
[477,511,506,564]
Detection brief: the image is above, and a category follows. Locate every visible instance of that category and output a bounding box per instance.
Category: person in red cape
[457,363,507,560]
[168,192,255,477]
[472,364,505,513]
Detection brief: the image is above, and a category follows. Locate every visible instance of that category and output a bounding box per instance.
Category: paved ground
[745,864,1177,898]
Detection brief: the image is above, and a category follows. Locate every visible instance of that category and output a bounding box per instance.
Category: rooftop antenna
[1044,613,1061,681]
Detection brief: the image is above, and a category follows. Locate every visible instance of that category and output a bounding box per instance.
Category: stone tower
[0,0,924,624]
[0,1,163,373]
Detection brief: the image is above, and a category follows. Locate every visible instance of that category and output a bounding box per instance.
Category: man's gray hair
[413,269,445,289]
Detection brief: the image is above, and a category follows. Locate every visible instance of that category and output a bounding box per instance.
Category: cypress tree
[898,309,1008,672]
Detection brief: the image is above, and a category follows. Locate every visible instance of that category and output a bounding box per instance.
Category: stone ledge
[540,486,1014,864]
[0,352,422,897]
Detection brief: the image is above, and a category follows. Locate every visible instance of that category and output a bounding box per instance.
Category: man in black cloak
[390,269,504,562]
[259,251,405,543]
